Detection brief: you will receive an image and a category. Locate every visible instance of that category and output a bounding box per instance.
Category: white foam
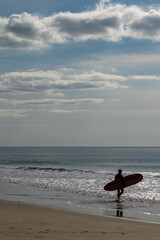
[0,166,160,204]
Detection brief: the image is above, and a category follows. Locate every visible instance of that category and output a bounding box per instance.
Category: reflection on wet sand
[116,203,123,217]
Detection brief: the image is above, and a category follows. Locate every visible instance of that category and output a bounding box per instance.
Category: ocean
[0,147,160,223]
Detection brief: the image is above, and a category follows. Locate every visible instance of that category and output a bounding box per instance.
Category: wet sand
[0,200,160,240]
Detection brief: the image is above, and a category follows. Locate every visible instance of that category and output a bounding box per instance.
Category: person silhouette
[115,169,125,201]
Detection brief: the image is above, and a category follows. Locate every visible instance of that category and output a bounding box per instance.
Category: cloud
[1,68,160,99]
[131,75,160,80]
[0,69,128,94]
[0,95,104,118]
[0,97,104,106]
[53,12,120,41]
[129,12,160,40]
[1,1,160,50]
[50,109,72,113]
[0,108,32,118]
[2,65,160,118]
[6,13,39,39]
[0,97,104,118]
[0,13,49,50]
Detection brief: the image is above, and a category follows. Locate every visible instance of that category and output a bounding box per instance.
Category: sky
[1,0,160,146]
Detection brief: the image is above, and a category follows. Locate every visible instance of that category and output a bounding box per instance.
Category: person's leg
[120,188,124,197]
[117,189,120,199]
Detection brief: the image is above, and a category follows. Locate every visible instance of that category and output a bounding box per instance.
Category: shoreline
[0,200,160,240]
[0,181,160,224]
[2,198,160,226]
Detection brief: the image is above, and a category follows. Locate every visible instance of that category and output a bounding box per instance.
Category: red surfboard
[104,173,143,191]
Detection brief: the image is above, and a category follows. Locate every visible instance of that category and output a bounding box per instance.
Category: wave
[17,166,95,174]
[1,175,160,204]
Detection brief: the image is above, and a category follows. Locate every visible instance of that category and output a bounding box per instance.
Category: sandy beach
[0,200,160,240]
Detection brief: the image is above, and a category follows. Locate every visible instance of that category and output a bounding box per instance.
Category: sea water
[0,147,160,223]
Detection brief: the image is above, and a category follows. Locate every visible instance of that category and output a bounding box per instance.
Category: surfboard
[104,173,143,191]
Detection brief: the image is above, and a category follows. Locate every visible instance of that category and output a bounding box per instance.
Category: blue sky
[1,0,160,146]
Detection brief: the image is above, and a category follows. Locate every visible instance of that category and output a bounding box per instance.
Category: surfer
[115,169,125,200]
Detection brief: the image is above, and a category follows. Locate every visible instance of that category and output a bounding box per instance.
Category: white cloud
[0,69,128,94]
[0,97,104,118]
[1,2,160,50]
[0,97,104,106]
[131,75,160,80]
[0,108,32,118]
[2,67,160,99]
[1,65,160,118]
[128,9,160,40]
[50,109,72,113]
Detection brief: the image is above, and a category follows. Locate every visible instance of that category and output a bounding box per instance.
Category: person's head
[118,169,122,174]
